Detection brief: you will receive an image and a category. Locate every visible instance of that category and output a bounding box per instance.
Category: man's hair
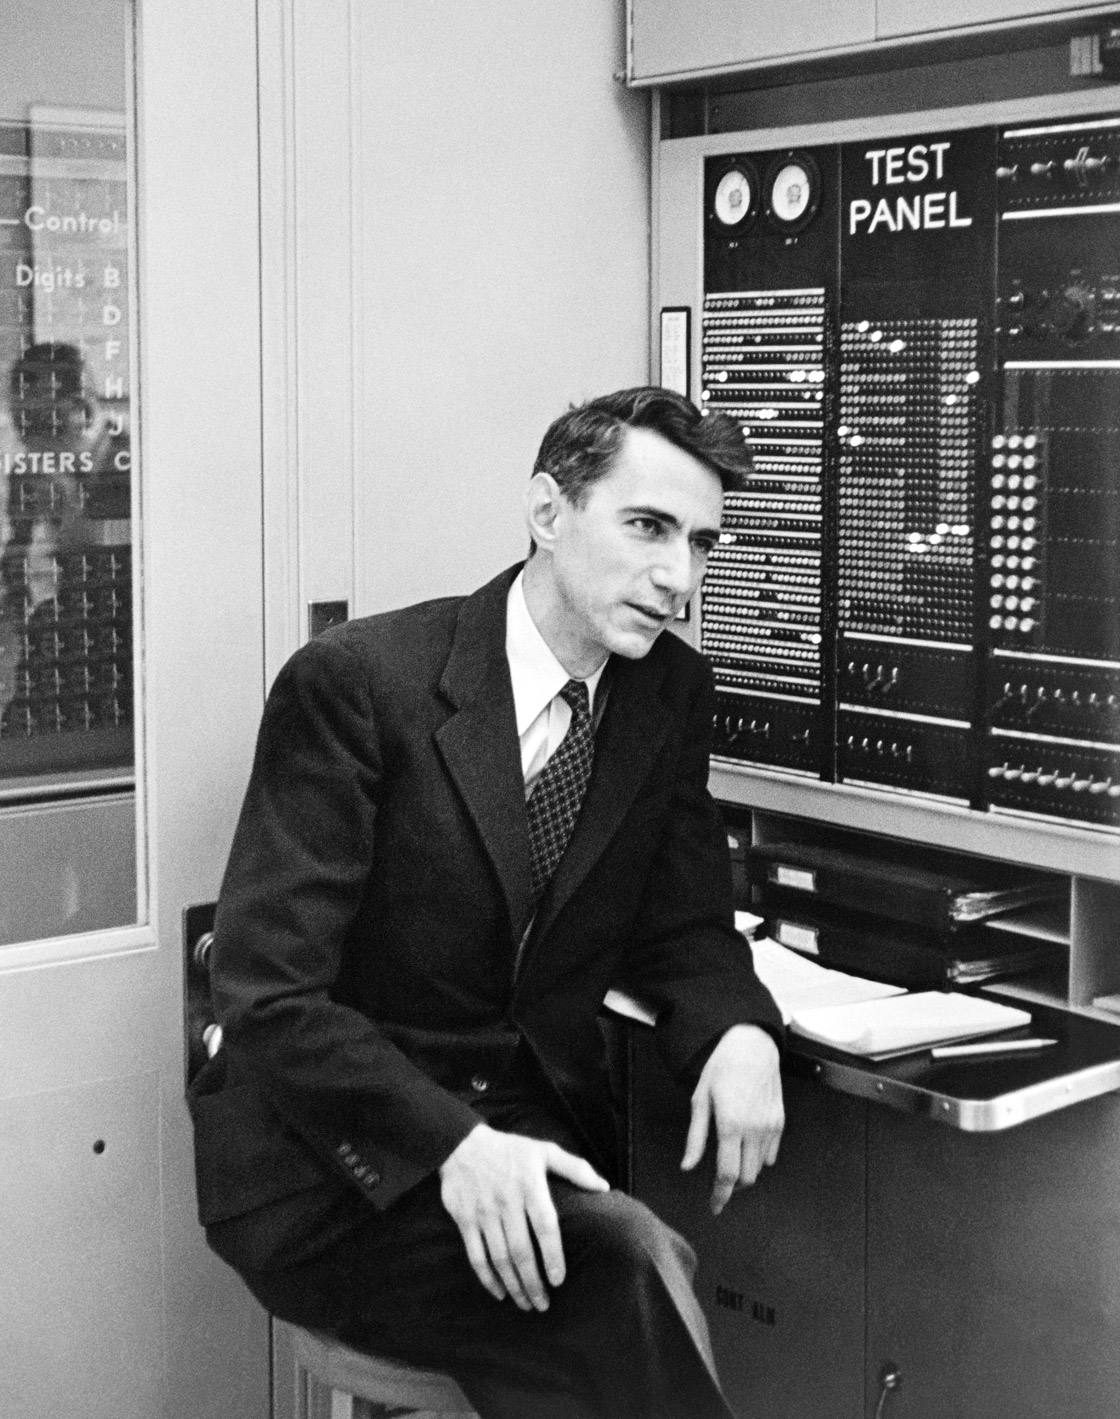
[532,386,752,503]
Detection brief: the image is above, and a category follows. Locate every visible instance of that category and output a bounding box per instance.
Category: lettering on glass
[0,116,133,784]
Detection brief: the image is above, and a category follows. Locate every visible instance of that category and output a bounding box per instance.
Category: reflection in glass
[2,339,132,776]
[0,98,137,943]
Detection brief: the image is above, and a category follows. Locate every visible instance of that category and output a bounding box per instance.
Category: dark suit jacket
[189,564,782,1244]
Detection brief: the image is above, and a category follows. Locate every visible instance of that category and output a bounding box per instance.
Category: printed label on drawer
[776,920,820,955]
[770,864,817,893]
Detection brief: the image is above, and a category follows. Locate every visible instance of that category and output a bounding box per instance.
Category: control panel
[699,112,1120,832]
[702,287,827,773]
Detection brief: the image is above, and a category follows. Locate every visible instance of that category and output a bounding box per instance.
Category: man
[191,387,784,1418]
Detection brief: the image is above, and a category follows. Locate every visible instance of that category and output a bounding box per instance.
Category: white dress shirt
[506,570,606,798]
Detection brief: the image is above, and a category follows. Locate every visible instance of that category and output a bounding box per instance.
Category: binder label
[772,864,817,893]
[777,920,820,955]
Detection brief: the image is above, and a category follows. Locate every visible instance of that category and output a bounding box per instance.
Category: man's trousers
[206,1096,736,1419]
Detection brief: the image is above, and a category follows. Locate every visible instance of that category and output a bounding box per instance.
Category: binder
[765,898,1064,989]
[744,839,1065,936]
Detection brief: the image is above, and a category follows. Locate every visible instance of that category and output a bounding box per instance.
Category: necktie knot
[560,678,590,719]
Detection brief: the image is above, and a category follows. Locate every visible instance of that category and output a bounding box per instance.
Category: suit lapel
[434,566,534,944]
[519,648,673,971]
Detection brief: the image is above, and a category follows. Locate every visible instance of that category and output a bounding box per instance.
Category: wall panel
[353,1,651,614]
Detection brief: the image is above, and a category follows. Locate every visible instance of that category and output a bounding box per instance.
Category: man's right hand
[438,1123,610,1312]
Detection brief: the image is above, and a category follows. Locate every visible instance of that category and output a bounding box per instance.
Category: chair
[283,1320,479,1419]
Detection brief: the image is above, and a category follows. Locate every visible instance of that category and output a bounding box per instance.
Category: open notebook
[746,925,1032,1057]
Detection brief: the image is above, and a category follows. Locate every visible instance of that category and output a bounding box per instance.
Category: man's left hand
[679,1023,784,1215]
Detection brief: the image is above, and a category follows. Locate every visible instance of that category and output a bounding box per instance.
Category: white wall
[353,1,651,612]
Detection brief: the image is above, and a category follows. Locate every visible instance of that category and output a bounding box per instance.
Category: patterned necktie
[527,678,594,904]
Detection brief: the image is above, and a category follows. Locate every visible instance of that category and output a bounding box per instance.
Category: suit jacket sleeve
[208,635,483,1201]
[618,651,784,1082]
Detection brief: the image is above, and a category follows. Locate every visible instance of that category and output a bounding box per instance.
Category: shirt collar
[506,569,606,736]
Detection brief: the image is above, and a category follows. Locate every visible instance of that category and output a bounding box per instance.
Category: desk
[787,1002,1120,1131]
[627,1008,1120,1418]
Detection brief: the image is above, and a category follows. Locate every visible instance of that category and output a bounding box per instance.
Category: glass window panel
[0,1,136,946]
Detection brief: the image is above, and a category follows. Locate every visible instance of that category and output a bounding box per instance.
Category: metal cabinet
[629,1028,1120,1417]
[630,1061,867,1417]
[0,5,272,1417]
[878,0,1103,39]
[628,0,875,85]
[865,1099,1120,1417]
[627,0,1118,84]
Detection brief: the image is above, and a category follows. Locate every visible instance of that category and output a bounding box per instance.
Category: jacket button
[470,1074,490,1093]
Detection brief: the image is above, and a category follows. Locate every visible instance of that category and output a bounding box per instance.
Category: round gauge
[713,166,753,228]
[706,157,760,235]
[764,151,821,234]
[770,163,812,223]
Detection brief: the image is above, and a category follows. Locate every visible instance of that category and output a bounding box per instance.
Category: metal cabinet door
[630,1031,868,1418]
[0,4,269,1417]
[866,1095,1120,1418]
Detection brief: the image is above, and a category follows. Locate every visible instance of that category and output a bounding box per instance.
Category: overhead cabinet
[628,0,1116,84]
[628,1,875,83]
[879,0,1107,39]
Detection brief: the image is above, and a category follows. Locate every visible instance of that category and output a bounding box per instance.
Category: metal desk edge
[803,1054,1120,1131]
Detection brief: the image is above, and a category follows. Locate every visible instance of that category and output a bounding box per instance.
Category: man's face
[533,426,724,674]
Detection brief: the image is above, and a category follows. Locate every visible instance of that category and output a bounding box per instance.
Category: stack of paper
[786,990,1031,1056]
[749,934,906,1023]
[748,935,1032,1056]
